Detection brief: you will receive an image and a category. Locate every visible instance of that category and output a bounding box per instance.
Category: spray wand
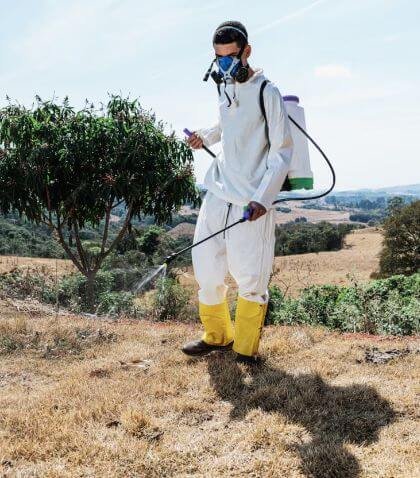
[165,210,250,264]
[162,128,252,265]
[163,126,335,265]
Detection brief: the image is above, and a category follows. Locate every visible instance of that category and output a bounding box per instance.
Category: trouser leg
[226,205,276,356]
[192,192,234,345]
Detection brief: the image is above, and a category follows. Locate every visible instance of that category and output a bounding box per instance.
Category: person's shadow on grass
[206,354,396,478]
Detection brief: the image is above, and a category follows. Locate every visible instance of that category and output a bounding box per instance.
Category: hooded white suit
[192,68,293,356]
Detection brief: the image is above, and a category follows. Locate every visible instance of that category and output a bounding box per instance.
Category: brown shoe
[182,339,233,356]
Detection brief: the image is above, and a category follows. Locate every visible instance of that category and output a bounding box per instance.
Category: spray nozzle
[183,128,193,138]
[164,253,177,265]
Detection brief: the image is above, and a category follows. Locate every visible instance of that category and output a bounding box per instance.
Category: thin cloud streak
[253,0,330,35]
[314,64,352,78]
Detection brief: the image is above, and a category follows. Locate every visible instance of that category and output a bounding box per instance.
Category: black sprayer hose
[273,115,336,204]
[164,121,336,263]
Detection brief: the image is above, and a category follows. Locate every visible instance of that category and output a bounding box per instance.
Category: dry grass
[0,255,74,276]
[271,227,383,296]
[168,222,196,239]
[0,302,418,477]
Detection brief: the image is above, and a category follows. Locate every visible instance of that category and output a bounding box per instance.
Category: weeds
[150,277,196,321]
[267,273,420,335]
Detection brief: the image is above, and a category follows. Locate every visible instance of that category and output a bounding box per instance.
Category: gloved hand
[245,201,267,221]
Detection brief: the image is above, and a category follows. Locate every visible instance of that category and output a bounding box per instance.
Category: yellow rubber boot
[199,301,234,346]
[233,297,267,357]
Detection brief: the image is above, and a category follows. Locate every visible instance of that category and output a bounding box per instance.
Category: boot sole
[182,342,233,357]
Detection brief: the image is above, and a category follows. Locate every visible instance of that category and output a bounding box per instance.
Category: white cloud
[12,0,222,73]
[254,0,330,35]
[314,64,352,78]
[382,33,401,43]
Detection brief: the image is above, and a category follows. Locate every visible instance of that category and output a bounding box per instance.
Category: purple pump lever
[184,128,216,158]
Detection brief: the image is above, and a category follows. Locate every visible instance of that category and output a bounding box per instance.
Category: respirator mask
[203,26,250,84]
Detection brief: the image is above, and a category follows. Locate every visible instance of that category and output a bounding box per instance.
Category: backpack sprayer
[164,91,335,265]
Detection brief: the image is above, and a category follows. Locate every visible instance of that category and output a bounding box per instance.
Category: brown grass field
[275,202,351,225]
[0,255,75,276]
[0,302,418,477]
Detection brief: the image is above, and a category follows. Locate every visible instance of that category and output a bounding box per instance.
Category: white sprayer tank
[282,95,313,190]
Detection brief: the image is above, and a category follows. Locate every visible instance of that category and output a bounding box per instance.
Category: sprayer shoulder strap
[259,79,293,191]
[259,79,270,148]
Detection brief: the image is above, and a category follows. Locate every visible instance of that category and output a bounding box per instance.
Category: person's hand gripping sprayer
[184,129,267,222]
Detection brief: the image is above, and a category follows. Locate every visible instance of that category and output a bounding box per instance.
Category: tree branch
[93,204,133,273]
[101,197,114,255]
[55,215,85,275]
[72,219,89,272]
[111,199,125,209]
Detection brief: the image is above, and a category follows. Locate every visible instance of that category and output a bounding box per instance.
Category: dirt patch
[363,347,416,364]
[167,222,196,238]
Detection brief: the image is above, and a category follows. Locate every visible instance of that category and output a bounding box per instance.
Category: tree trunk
[86,272,97,313]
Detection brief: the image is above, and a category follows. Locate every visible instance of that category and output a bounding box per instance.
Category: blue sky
[1,0,419,190]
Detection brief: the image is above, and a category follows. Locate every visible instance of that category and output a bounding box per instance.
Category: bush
[0,267,135,315]
[96,291,136,315]
[276,206,291,213]
[274,221,357,256]
[267,274,420,335]
[349,212,382,223]
[151,277,195,321]
[0,268,56,302]
[379,200,420,277]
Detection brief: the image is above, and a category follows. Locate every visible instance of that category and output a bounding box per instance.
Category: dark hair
[213,21,248,49]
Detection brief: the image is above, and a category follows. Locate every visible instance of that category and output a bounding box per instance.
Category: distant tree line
[325,194,415,210]
[274,221,358,256]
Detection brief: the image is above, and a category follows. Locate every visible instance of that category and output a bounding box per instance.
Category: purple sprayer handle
[183,128,193,137]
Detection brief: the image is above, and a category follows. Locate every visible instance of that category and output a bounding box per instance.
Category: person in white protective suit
[182,21,293,364]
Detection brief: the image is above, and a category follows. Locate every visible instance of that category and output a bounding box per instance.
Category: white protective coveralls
[193,68,293,356]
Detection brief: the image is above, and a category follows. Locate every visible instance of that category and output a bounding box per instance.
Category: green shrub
[349,212,381,223]
[268,274,419,336]
[151,277,195,321]
[379,200,420,277]
[0,268,56,302]
[274,221,357,256]
[96,291,136,315]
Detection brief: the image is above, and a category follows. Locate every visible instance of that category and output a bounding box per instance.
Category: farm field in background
[0,255,75,276]
[178,228,383,297]
[275,201,351,224]
[180,203,353,224]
